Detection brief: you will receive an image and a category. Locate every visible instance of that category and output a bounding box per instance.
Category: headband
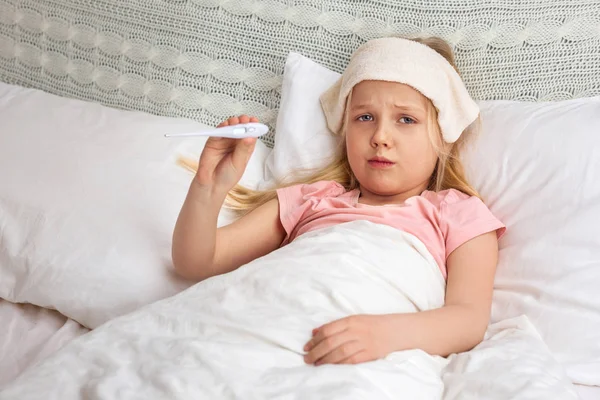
[319,37,479,143]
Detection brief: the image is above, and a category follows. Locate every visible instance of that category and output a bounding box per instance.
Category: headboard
[1,0,599,146]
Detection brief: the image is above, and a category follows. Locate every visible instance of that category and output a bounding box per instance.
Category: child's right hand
[194,115,259,195]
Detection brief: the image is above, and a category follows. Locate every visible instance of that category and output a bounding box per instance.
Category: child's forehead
[350,81,429,109]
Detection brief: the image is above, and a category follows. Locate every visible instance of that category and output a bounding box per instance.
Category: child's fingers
[219,115,258,128]
[240,137,256,147]
[230,137,257,173]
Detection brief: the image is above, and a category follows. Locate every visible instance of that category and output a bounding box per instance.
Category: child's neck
[357,185,428,206]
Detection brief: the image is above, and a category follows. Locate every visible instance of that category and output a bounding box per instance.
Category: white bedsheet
[0,301,89,388]
[0,221,578,399]
[576,385,600,400]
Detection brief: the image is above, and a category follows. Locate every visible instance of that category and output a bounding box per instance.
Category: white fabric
[319,37,479,142]
[462,98,600,386]
[0,300,89,388]
[575,385,600,400]
[1,1,600,147]
[266,52,600,385]
[443,316,580,400]
[0,222,578,399]
[264,52,341,186]
[0,82,270,329]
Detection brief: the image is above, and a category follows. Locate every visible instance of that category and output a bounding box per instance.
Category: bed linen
[0,221,578,399]
[0,300,89,388]
[1,303,597,396]
[575,385,600,400]
[0,81,269,329]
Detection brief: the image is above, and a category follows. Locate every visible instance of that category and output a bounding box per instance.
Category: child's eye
[357,115,373,122]
[399,116,416,124]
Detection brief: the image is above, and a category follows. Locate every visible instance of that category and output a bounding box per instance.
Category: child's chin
[360,179,406,196]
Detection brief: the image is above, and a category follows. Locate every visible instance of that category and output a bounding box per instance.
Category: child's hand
[303,315,396,366]
[194,115,259,193]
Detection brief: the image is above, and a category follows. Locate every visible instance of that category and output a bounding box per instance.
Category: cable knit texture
[0,0,599,147]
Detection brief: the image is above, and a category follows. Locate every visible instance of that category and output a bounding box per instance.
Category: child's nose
[371,124,391,148]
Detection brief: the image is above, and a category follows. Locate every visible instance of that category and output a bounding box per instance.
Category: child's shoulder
[422,189,506,241]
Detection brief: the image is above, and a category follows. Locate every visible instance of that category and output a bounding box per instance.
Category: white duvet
[0,221,578,399]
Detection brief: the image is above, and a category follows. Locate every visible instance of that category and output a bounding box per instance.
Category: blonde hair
[184,36,480,215]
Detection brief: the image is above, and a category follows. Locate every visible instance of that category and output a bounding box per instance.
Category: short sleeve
[275,180,345,243]
[440,192,506,259]
[276,184,306,238]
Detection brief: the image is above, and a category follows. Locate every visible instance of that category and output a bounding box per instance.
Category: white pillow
[463,98,600,386]
[264,52,341,185]
[268,52,600,385]
[0,82,270,329]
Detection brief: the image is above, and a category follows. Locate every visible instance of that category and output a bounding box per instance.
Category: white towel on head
[319,37,479,143]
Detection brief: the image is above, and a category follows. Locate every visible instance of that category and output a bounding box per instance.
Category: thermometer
[165,123,269,139]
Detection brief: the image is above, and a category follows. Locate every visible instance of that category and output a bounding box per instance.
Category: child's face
[345,80,439,202]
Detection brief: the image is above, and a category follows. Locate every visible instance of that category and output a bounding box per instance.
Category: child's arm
[172,185,284,281]
[304,231,498,364]
[172,115,286,281]
[384,230,499,355]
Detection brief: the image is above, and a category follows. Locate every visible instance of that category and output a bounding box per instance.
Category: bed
[1,0,599,398]
[0,300,89,387]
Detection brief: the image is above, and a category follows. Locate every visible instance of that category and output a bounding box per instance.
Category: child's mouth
[368,160,396,169]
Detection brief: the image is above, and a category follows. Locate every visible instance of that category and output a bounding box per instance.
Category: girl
[172,36,505,367]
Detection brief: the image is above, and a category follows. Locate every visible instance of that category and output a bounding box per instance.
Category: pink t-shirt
[276,180,506,279]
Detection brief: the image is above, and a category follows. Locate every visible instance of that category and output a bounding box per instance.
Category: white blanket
[0,221,578,399]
